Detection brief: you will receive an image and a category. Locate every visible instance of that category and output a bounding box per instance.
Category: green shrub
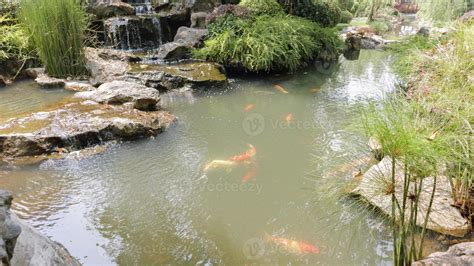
[278,0,342,27]
[0,0,19,17]
[340,10,353,23]
[194,15,341,72]
[369,20,389,35]
[0,14,32,62]
[239,0,284,16]
[19,0,89,78]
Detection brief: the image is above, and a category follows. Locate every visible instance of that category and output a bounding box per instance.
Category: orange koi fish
[271,236,320,255]
[229,144,256,162]
[243,103,256,112]
[242,169,257,183]
[273,84,289,94]
[285,113,293,125]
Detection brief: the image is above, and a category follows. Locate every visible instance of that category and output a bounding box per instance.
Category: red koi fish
[229,144,256,162]
[273,84,289,94]
[243,103,256,112]
[242,169,257,183]
[271,236,320,255]
[285,113,293,125]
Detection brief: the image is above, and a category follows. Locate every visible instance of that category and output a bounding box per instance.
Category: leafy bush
[206,4,251,24]
[0,14,32,62]
[0,0,18,17]
[239,0,284,16]
[369,21,389,35]
[194,15,341,72]
[20,0,89,78]
[278,0,342,27]
[340,10,353,23]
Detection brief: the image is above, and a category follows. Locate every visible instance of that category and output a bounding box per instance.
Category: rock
[156,42,191,61]
[89,1,135,19]
[417,26,430,37]
[85,47,129,86]
[174,26,207,47]
[157,8,191,42]
[0,101,176,157]
[35,74,66,88]
[65,81,94,92]
[413,242,474,265]
[0,190,21,265]
[191,12,208,28]
[459,10,474,23]
[345,32,362,50]
[351,157,471,237]
[125,62,227,91]
[74,80,160,111]
[0,75,6,88]
[24,68,45,79]
[10,213,79,266]
[184,0,221,12]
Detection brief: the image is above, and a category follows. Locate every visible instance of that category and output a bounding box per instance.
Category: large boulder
[155,27,207,60]
[85,47,129,86]
[191,12,207,28]
[155,42,191,60]
[351,157,471,237]
[413,242,474,265]
[174,26,207,47]
[89,1,135,19]
[0,101,176,157]
[125,61,227,91]
[74,81,161,111]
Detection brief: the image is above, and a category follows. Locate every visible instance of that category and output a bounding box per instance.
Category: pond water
[1,51,400,265]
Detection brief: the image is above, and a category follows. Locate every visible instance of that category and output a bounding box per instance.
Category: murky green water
[1,51,399,265]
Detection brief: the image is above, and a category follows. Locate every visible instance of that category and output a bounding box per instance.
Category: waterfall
[125,0,154,15]
[105,17,142,50]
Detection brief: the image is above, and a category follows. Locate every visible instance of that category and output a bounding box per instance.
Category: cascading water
[126,0,154,15]
[105,17,143,50]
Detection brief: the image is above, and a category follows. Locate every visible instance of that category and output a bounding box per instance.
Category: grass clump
[19,0,89,78]
[194,13,341,72]
[361,22,474,265]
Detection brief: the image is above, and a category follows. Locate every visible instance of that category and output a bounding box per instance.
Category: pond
[1,50,401,264]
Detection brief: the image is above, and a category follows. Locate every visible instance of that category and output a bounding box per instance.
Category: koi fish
[204,160,237,172]
[273,84,289,94]
[285,113,293,125]
[271,236,320,255]
[242,170,257,183]
[243,103,256,112]
[229,144,256,162]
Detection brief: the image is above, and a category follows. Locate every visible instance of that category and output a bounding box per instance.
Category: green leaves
[194,15,341,72]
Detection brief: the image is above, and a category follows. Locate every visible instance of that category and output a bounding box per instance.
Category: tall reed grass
[19,0,89,78]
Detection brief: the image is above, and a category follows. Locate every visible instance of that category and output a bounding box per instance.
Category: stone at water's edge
[0,189,80,266]
[85,47,129,86]
[413,242,474,265]
[35,74,66,88]
[0,101,176,158]
[155,27,207,60]
[75,80,161,111]
[351,157,471,237]
[0,190,21,265]
[126,61,227,91]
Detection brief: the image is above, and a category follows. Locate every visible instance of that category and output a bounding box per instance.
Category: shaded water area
[1,51,408,264]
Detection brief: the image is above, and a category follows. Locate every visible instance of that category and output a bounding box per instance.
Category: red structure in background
[394,0,420,14]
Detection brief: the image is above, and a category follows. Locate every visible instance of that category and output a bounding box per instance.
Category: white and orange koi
[271,236,320,255]
[229,144,256,162]
[243,103,256,112]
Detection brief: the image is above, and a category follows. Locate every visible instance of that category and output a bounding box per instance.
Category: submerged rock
[0,101,176,157]
[126,61,227,91]
[351,157,471,237]
[413,242,474,265]
[75,80,160,111]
